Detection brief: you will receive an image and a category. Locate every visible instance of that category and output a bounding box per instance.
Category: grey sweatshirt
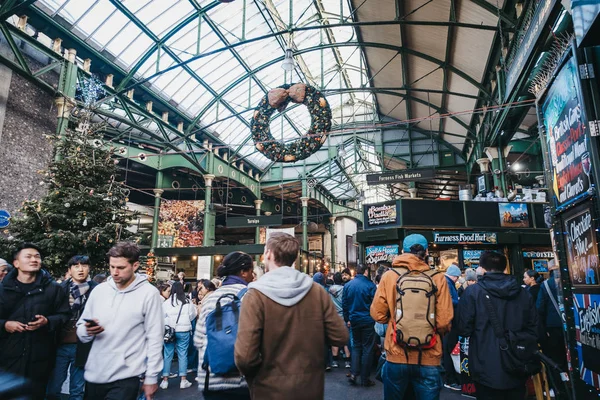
[248,266,313,306]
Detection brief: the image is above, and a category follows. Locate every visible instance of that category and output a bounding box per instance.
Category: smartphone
[27,316,38,324]
[83,318,98,327]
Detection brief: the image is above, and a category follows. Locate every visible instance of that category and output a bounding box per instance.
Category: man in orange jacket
[370,234,454,400]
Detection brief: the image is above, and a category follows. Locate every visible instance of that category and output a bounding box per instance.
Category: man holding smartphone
[77,242,164,400]
[0,242,70,398]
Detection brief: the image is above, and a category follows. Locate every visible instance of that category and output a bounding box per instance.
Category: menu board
[463,250,484,268]
[563,202,599,287]
[542,56,592,211]
[364,201,399,229]
[365,245,399,264]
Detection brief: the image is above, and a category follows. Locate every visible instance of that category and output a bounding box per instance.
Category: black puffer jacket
[0,268,70,382]
[457,273,538,389]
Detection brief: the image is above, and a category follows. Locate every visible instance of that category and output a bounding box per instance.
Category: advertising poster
[542,56,592,211]
[365,245,399,265]
[563,202,599,287]
[498,203,530,228]
[157,200,205,248]
[364,201,398,229]
[459,337,476,397]
[573,294,600,387]
[438,249,459,271]
[463,250,484,268]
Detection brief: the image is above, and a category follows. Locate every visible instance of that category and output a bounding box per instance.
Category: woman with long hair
[194,251,255,399]
[160,281,197,390]
[523,269,542,301]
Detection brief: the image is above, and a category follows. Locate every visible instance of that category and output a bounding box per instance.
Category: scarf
[70,280,91,314]
[222,275,248,287]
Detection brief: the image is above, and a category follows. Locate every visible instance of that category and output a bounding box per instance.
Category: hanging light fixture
[281,47,295,71]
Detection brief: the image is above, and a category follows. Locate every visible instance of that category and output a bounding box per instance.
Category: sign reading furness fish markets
[364,201,399,229]
[366,169,435,186]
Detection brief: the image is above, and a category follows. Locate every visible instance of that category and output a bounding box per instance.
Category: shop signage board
[366,169,434,186]
[542,55,592,212]
[463,250,485,268]
[433,232,497,245]
[523,251,555,258]
[459,337,476,397]
[364,201,399,229]
[365,245,399,264]
[504,0,557,99]
[563,202,599,287]
[573,293,600,387]
[226,215,283,228]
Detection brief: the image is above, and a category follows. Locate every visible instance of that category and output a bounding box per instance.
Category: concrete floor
[153,366,466,400]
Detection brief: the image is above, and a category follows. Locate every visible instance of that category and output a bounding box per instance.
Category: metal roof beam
[469,0,517,28]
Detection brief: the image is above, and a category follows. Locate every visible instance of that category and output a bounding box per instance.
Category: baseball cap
[446,264,461,277]
[402,234,428,252]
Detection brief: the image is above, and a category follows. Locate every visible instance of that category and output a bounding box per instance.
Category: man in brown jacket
[370,234,454,400]
[235,232,349,400]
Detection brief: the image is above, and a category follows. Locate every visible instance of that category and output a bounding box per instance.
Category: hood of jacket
[2,267,54,291]
[106,274,148,293]
[478,272,522,299]
[391,253,429,272]
[329,284,344,299]
[248,266,313,307]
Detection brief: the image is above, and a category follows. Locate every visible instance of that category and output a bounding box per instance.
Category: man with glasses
[47,255,98,400]
[0,242,70,398]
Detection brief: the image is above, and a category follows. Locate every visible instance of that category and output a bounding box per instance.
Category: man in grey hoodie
[77,242,164,400]
[235,232,349,400]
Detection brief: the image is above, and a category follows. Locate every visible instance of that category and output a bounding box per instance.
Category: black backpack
[482,290,541,378]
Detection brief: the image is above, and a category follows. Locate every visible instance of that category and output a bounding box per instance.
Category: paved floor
[154,367,466,400]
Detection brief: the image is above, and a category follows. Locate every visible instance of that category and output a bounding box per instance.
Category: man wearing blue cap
[371,234,453,400]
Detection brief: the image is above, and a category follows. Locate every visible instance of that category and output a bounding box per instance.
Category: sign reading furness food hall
[433,232,497,245]
[542,55,592,211]
[363,201,399,229]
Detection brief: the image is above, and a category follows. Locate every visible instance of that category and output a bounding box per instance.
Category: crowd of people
[0,232,566,400]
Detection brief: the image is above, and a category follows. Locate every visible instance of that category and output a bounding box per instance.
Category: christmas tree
[0,77,138,276]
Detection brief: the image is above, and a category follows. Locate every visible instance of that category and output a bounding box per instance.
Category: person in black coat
[523,269,542,302]
[457,251,538,400]
[0,243,70,399]
[536,266,566,369]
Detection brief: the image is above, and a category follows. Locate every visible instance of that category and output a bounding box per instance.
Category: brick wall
[0,67,56,215]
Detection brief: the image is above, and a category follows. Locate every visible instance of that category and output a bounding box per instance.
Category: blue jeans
[350,324,376,383]
[46,343,85,400]
[383,362,443,400]
[162,331,191,377]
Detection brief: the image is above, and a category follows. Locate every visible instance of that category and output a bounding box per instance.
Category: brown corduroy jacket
[235,283,348,400]
[370,253,454,366]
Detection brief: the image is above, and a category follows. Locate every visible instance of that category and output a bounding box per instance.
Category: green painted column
[150,171,164,250]
[203,174,216,276]
[254,199,263,263]
[54,49,78,161]
[300,196,309,253]
[329,216,336,270]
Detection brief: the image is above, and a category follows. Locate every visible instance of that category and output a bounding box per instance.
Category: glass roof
[34,0,388,200]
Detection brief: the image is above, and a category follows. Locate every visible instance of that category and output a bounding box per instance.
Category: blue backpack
[202,288,248,391]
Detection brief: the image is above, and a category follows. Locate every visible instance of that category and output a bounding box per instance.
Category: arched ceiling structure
[4,0,515,201]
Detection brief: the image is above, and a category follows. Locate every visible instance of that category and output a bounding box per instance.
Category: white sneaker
[159,380,168,390]
[180,380,192,389]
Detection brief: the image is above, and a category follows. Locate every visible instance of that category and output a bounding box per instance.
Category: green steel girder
[189,42,490,125]
[0,0,36,19]
[116,1,221,91]
[439,0,456,141]
[395,0,413,167]
[0,44,55,94]
[0,22,31,75]
[107,0,251,136]
[469,0,517,27]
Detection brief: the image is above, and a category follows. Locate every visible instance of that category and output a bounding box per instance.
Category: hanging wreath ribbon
[251,83,332,162]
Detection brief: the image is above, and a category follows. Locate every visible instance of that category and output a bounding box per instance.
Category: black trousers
[85,377,140,400]
[203,388,251,400]
[475,383,525,400]
[442,326,460,385]
[351,324,376,383]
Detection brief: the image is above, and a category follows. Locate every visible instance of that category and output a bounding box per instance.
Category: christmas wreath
[251,83,332,162]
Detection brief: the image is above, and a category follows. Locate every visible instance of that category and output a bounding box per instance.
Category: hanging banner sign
[364,201,399,229]
[505,0,557,99]
[542,56,592,211]
[563,202,599,287]
[366,169,435,186]
[434,232,497,245]
[365,245,399,264]
[227,215,283,228]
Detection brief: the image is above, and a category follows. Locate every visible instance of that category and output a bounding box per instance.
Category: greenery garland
[251,83,332,162]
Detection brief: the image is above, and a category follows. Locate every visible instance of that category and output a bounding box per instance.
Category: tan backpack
[391,267,440,353]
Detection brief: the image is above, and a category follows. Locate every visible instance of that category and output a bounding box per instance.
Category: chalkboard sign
[563,202,599,287]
